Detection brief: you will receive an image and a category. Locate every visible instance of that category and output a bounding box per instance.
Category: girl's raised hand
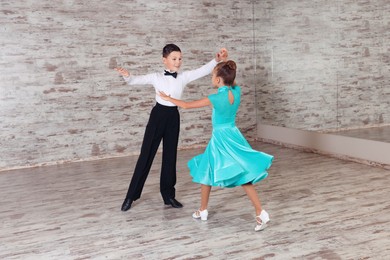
[115,67,130,77]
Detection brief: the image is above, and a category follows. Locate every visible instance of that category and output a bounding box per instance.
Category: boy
[115,44,228,211]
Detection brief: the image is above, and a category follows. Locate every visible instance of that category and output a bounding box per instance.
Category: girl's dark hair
[215,60,236,86]
[162,44,181,58]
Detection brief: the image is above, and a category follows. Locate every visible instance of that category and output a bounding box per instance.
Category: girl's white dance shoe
[192,209,208,221]
[255,209,270,231]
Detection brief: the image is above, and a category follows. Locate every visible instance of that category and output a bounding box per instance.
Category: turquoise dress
[188,86,273,188]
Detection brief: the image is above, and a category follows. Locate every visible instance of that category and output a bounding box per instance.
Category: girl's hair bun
[226,60,236,70]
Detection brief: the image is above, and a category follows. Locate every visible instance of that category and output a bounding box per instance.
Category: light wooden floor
[0,142,389,259]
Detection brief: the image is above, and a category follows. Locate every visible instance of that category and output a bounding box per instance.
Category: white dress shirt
[123,59,218,107]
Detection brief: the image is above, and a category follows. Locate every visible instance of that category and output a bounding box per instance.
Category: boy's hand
[216,48,228,62]
[115,67,130,77]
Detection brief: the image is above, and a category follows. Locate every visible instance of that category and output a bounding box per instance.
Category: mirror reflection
[326,126,390,143]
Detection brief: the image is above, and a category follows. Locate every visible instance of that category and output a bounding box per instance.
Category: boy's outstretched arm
[158,91,211,109]
[115,67,130,77]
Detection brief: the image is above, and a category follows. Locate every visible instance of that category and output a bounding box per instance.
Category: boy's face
[163,51,182,72]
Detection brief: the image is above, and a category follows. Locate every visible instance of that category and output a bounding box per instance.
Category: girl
[159,60,273,231]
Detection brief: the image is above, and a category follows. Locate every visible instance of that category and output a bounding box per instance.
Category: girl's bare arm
[158,91,211,109]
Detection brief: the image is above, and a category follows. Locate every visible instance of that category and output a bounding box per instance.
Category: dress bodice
[208,86,241,128]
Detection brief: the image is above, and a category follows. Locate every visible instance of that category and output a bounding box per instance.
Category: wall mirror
[254,1,389,144]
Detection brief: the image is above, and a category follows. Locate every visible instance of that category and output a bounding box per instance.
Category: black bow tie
[164,70,177,78]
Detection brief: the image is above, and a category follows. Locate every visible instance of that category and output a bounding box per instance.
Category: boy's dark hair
[162,44,181,58]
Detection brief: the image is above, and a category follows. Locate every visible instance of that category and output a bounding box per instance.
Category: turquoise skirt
[188,126,273,188]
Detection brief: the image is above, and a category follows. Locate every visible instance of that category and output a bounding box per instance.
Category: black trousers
[125,103,180,203]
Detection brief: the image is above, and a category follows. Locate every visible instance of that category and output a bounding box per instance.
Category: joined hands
[216,48,228,62]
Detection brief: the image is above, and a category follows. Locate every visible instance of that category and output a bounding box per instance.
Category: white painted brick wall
[1,0,388,170]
